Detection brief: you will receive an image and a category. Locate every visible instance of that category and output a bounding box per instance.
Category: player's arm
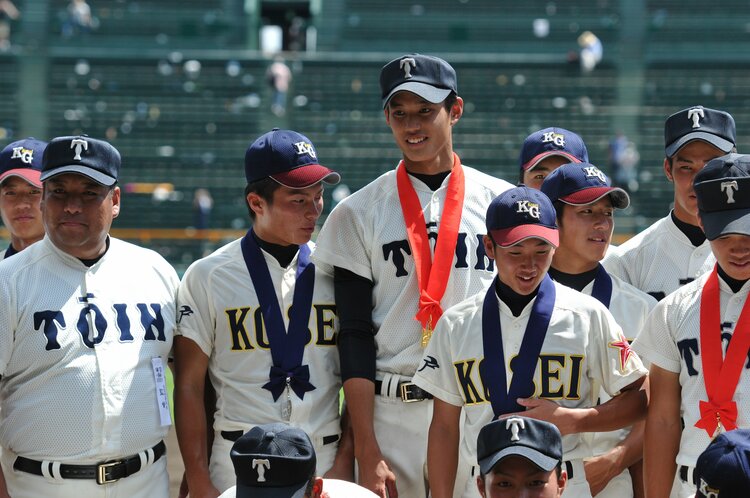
[427,398,462,498]
[173,336,220,498]
[323,402,355,481]
[584,420,645,496]
[334,267,396,498]
[643,365,680,498]
[0,466,9,498]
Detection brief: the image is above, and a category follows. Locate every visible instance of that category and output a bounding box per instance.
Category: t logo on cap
[252,459,271,482]
[688,107,705,128]
[11,147,34,164]
[506,417,525,441]
[516,200,540,219]
[400,57,416,78]
[721,180,739,203]
[71,138,88,161]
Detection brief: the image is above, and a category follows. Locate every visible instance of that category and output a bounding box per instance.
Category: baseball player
[174,129,348,497]
[412,185,648,498]
[518,127,589,190]
[540,163,657,498]
[692,428,750,498]
[312,53,513,498]
[0,135,179,498]
[0,138,47,258]
[475,417,567,498]
[632,153,750,498]
[603,105,736,301]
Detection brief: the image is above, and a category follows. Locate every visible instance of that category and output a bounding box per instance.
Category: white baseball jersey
[313,165,512,377]
[176,238,341,461]
[603,214,715,301]
[0,236,178,461]
[413,281,647,497]
[632,273,750,468]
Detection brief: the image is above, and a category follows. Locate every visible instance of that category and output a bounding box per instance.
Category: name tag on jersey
[152,357,172,427]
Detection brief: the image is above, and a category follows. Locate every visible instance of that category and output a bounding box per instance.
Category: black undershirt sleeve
[334,266,376,382]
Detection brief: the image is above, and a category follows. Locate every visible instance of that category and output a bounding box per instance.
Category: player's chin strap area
[12,440,166,485]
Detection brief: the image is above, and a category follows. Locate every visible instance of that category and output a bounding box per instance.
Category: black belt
[221,430,339,446]
[375,380,433,402]
[679,465,695,484]
[13,440,166,485]
[564,460,574,480]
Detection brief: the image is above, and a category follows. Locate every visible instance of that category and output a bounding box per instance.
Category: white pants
[596,468,633,498]
[1,447,168,498]
[670,466,695,498]
[561,460,592,498]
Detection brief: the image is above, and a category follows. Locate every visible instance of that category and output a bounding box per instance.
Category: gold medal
[713,413,723,440]
[421,320,433,348]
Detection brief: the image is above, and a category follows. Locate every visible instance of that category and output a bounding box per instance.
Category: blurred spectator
[578,31,603,73]
[0,0,20,51]
[62,0,95,38]
[609,131,640,194]
[192,187,213,230]
[266,56,292,117]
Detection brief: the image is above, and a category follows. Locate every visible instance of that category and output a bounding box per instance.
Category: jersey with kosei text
[0,236,179,461]
[313,165,512,377]
[176,238,341,443]
[632,273,750,467]
[413,281,647,464]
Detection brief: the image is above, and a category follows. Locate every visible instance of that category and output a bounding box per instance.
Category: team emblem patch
[417,355,439,372]
[70,138,88,161]
[516,200,540,219]
[400,57,416,78]
[688,107,705,129]
[583,166,607,183]
[608,333,635,371]
[293,141,316,159]
[11,146,34,165]
[721,180,739,204]
[505,417,525,441]
[542,131,566,148]
[177,305,194,323]
[252,459,270,482]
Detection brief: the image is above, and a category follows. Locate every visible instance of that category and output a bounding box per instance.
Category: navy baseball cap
[231,423,316,498]
[41,135,120,186]
[0,138,47,188]
[664,105,736,158]
[486,186,559,248]
[694,153,750,240]
[519,127,588,172]
[694,428,750,498]
[380,53,457,108]
[245,129,340,189]
[541,162,629,209]
[477,417,563,475]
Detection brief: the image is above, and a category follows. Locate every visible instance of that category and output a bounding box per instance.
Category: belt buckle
[399,383,419,403]
[96,461,122,485]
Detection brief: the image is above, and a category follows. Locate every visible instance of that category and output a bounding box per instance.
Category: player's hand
[323,460,355,482]
[177,472,190,498]
[184,482,221,498]
[583,454,618,496]
[358,455,398,498]
[509,397,583,435]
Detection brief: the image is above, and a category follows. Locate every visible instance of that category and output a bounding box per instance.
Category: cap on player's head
[541,162,629,209]
[245,128,340,189]
[519,127,588,173]
[41,135,120,187]
[0,138,47,188]
[693,428,750,498]
[486,186,558,248]
[664,105,736,158]
[380,53,457,109]
[230,423,316,498]
[694,153,750,241]
[477,416,563,476]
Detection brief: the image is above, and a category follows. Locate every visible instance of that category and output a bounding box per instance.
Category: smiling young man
[632,153,750,498]
[312,53,513,498]
[540,163,657,498]
[174,129,350,498]
[603,106,736,301]
[412,186,649,498]
[0,138,47,259]
[518,128,589,190]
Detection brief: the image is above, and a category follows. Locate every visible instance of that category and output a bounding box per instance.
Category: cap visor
[560,186,630,209]
[0,169,42,188]
[40,165,117,186]
[666,133,735,157]
[700,208,750,240]
[271,164,341,189]
[490,225,559,248]
[478,446,560,475]
[235,482,307,498]
[382,83,452,108]
[523,152,581,172]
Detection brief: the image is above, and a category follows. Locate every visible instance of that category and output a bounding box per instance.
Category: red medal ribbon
[696,265,750,436]
[396,153,465,333]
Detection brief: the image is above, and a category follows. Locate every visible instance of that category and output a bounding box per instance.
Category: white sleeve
[631,300,682,373]
[412,314,466,407]
[313,200,374,281]
[0,274,13,376]
[175,262,215,357]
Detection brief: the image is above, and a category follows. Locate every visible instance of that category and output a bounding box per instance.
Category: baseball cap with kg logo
[0,137,47,188]
[486,186,559,248]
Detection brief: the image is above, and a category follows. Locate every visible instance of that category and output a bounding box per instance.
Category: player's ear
[663,157,674,182]
[111,186,121,218]
[476,475,487,498]
[483,234,497,261]
[310,477,324,498]
[246,192,265,217]
[450,97,464,125]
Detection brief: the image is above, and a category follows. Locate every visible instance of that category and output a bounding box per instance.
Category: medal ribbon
[590,264,613,308]
[241,230,316,401]
[396,153,465,334]
[695,265,750,436]
[480,275,556,417]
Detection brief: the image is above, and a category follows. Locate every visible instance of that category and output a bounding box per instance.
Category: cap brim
[700,208,750,240]
[523,152,582,172]
[560,186,630,209]
[0,169,42,188]
[478,446,560,475]
[382,83,452,108]
[235,482,307,498]
[271,164,341,189]
[490,225,559,248]
[40,165,117,187]
[666,133,735,158]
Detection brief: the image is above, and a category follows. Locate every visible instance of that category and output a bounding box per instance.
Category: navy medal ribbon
[480,275,556,417]
[241,229,316,401]
[590,263,613,308]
